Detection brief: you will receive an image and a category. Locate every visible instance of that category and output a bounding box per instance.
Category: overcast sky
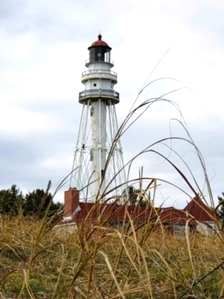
[0,0,223,208]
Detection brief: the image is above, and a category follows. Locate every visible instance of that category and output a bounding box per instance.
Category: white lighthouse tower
[69,34,126,202]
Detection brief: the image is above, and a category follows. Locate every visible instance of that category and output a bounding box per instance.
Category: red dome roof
[88,34,111,50]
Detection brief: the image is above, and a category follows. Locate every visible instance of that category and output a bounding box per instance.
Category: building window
[93,83,97,87]
[173,225,185,237]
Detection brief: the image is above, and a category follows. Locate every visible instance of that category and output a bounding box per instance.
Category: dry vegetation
[1,82,222,298]
[1,211,224,299]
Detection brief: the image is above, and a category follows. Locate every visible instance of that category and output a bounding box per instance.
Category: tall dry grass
[1,78,223,299]
[1,212,224,299]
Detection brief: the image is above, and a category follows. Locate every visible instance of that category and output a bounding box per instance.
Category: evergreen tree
[23,189,62,219]
[0,183,62,220]
[121,186,136,205]
[217,192,224,230]
[0,184,24,216]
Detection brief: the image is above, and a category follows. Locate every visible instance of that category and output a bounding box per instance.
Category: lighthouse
[69,34,126,202]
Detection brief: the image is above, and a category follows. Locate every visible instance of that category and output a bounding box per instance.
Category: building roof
[159,207,196,226]
[88,34,111,50]
[62,192,217,228]
[63,202,196,226]
[71,202,157,225]
[183,196,217,222]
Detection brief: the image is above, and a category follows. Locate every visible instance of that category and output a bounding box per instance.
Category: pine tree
[217,192,224,230]
[0,185,24,215]
[23,189,62,219]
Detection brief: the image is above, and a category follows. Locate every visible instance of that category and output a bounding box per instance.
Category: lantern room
[87,34,112,64]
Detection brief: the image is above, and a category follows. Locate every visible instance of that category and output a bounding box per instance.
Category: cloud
[0,0,223,208]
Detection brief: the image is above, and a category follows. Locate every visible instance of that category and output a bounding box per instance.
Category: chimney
[64,188,79,217]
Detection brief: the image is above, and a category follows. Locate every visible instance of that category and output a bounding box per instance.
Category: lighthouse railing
[79,89,119,100]
[82,69,117,77]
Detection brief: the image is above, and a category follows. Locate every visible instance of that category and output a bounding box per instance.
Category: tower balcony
[79,89,120,104]
[81,69,117,84]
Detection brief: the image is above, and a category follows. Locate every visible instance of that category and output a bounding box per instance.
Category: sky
[0,0,223,208]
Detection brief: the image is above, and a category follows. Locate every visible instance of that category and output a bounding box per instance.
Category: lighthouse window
[90,106,94,116]
[97,52,102,61]
[90,150,93,161]
[93,83,97,87]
